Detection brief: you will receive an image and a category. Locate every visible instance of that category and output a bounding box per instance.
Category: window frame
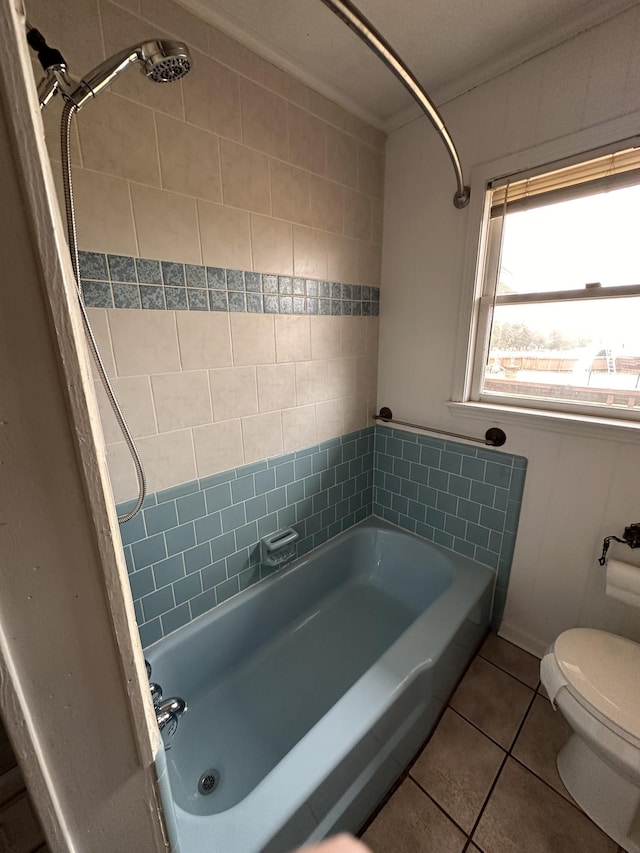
[452,125,640,436]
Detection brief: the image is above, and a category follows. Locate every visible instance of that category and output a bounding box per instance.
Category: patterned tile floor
[361,633,624,853]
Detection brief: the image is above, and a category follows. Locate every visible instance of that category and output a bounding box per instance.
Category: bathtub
[145,519,494,852]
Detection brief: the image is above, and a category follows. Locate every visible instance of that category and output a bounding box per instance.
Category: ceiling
[180,0,635,129]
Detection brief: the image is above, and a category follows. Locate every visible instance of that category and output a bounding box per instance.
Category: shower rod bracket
[319,0,471,209]
[374,407,506,447]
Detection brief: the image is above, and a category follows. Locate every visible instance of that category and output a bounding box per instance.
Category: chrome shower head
[65,40,192,110]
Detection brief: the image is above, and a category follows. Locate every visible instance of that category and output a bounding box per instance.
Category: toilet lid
[554,628,640,741]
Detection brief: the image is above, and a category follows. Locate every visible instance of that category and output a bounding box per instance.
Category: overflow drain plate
[198,768,220,795]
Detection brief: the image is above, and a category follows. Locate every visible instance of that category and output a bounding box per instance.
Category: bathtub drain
[198,769,220,795]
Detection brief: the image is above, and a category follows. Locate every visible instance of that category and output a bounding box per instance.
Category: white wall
[380,6,640,656]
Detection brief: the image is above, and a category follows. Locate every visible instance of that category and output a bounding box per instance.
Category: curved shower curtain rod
[319,0,471,209]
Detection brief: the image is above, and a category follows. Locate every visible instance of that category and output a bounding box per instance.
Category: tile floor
[361,633,623,853]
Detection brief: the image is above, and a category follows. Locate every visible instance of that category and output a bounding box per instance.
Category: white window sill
[447,401,640,444]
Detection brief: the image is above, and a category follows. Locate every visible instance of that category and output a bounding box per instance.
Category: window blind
[490,146,640,217]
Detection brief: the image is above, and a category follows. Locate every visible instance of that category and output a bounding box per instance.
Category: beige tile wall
[30,0,384,500]
[92,310,379,501]
[31,0,385,286]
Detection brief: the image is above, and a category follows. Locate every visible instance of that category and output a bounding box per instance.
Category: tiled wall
[120,428,374,647]
[34,0,385,286]
[78,251,380,316]
[122,424,526,645]
[373,427,526,625]
[33,0,385,504]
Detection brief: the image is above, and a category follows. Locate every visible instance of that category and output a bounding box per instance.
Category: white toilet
[541,628,640,853]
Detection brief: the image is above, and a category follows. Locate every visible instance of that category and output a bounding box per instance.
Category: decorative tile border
[79,251,381,316]
[118,428,375,647]
[119,425,526,647]
[373,426,526,626]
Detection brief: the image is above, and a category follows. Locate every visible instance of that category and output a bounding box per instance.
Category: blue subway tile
[202,561,227,590]
[245,495,267,523]
[436,491,458,515]
[510,466,527,498]
[184,542,212,574]
[489,530,503,553]
[400,480,419,501]
[457,498,481,524]
[267,486,287,513]
[474,547,499,570]
[434,529,454,549]
[448,474,471,499]
[173,572,202,604]
[417,485,438,507]
[119,512,146,546]
[453,537,476,558]
[134,599,143,624]
[176,491,206,524]
[287,480,305,504]
[132,533,167,570]
[384,473,401,494]
[493,487,509,510]
[407,500,426,523]
[207,531,237,564]
[428,469,449,491]
[420,446,441,467]
[153,554,185,588]
[320,468,336,490]
[235,521,258,550]
[461,456,486,481]
[505,499,522,534]
[221,503,246,533]
[480,505,506,532]
[409,462,429,485]
[445,514,467,538]
[239,566,261,591]
[294,456,313,479]
[256,467,276,496]
[144,501,178,535]
[440,451,462,475]
[190,589,216,618]
[238,460,268,475]
[139,619,163,648]
[231,475,255,503]
[304,473,322,497]
[393,457,410,479]
[161,604,191,635]
[257,513,278,538]
[275,461,295,487]
[391,494,409,516]
[205,482,232,513]
[470,481,495,506]
[195,512,223,543]
[165,522,196,556]
[157,480,200,504]
[402,442,421,463]
[426,507,445,530]
[108,254,137,282]
[313,490,329,513]
[466,522,490,548]
[226,549,250,577]
[216,576,239,605]
[129,567,155,599]
[142,586,175,621]
[123,546,135,574]
[415,522,435,541]
[485,462,512,489]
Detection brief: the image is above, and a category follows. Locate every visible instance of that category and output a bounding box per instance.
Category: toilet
[540,628,640,853]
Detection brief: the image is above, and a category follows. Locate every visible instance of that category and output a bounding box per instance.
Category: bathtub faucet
[155,696,188,735]
[144,660,187,741]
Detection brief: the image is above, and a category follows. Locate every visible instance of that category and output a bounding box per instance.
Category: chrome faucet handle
[150,683,163,707]
[155,697,187,733]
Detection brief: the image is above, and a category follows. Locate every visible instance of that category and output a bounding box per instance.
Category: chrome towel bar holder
[373,407,507,447]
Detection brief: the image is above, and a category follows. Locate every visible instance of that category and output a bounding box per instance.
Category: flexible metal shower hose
[61,101,146,523]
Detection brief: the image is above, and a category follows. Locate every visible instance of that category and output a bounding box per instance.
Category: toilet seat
[546,628,640,749]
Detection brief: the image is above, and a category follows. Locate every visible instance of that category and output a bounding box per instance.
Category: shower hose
[61,101,146,523]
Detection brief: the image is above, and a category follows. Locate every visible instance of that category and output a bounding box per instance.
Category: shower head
[64,40,192,110]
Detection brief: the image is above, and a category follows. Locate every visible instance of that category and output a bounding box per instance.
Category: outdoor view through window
[481,180,640,416]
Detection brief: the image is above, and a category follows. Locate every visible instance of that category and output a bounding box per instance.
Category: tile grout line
[454,668,539,850]
[476,651,541,690]
[407,776,472,842]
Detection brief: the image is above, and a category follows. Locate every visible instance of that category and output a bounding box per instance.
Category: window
[471,144,640,422]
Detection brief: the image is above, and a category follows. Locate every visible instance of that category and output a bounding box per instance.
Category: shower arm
[319,0,471,209]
